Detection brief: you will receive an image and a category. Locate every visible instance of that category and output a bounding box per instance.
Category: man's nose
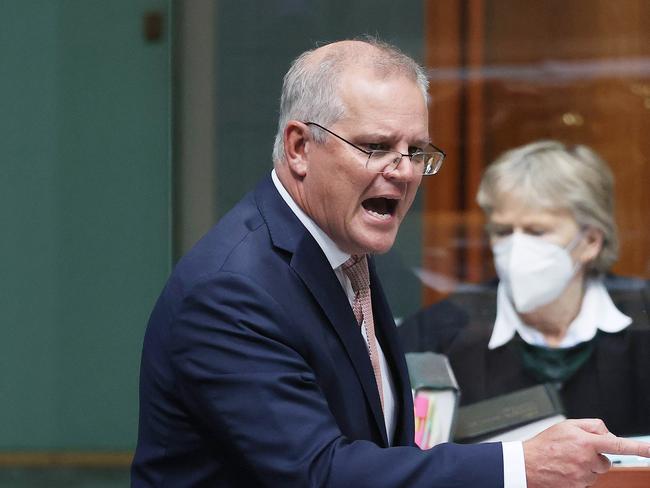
[383,154,418,181]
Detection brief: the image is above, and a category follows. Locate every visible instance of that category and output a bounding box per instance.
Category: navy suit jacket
[131,175,503,487]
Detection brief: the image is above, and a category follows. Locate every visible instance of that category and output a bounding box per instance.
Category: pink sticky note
[414,394,429,418]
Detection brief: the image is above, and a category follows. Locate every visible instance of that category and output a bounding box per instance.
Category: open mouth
[362,197,398,219]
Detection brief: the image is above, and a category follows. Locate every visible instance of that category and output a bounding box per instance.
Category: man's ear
[577,227,604,265]
[283,121,310,177]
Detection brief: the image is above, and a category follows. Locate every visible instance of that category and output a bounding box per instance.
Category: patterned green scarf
[515,333,597,384]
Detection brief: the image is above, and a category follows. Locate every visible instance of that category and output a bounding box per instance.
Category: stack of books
[406,352,566,448]
[406,352,460,449]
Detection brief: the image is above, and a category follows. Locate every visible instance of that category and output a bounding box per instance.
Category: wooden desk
[593,467,650,488]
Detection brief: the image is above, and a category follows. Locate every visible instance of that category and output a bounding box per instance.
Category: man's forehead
[335,72,429,137]
[338,67,425,104]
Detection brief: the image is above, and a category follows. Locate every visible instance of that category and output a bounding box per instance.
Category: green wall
[1,0,171,450]
[0,0,426,452]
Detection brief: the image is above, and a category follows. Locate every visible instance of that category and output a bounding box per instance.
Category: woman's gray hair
[477,140,618,274]
[271,37,430,164]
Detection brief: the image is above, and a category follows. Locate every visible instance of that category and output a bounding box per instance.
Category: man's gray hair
[477,140,619,275]
[271,37,430,164]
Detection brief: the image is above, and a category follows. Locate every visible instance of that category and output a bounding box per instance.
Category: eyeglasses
[304,121,445,176]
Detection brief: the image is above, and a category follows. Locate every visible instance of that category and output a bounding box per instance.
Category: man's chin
[355,234,397,255]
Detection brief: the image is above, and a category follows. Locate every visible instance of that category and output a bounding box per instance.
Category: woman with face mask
[399,140,650,437]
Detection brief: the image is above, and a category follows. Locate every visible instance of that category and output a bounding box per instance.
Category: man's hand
[523,419,650,488]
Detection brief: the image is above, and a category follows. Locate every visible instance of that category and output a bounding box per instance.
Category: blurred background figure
[399,140,650,436]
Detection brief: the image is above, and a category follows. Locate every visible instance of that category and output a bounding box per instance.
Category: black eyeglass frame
[304,121,445,175]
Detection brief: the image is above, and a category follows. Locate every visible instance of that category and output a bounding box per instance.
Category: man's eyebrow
[352,130,431,148]
[357,130,391,140]
[409,135,433,147]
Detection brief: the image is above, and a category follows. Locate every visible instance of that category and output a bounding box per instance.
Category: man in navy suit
[132,38,650,487]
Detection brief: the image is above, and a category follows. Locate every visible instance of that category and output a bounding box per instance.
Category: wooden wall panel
[423,0,650,306]
[422,0,463,304]
[482,0,650,278]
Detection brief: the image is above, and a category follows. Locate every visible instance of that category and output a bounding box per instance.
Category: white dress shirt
[272,170,524,485]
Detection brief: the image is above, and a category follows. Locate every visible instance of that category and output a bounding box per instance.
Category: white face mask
[493,232,582,313]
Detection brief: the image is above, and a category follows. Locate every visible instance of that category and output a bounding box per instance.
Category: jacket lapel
[255,175,388,443]
[292,239,388,443]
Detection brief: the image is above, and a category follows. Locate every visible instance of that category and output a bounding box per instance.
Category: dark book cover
[453,383,565,443]
[405,351,460,392]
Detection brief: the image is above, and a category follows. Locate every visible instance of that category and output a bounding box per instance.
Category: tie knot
[342,254,370,293]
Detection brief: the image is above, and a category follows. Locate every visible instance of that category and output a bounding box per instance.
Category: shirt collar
[271,169,349,270]
[489,278,632,349]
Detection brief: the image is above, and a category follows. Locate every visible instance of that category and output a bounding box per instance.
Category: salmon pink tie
[342,254,384,411]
